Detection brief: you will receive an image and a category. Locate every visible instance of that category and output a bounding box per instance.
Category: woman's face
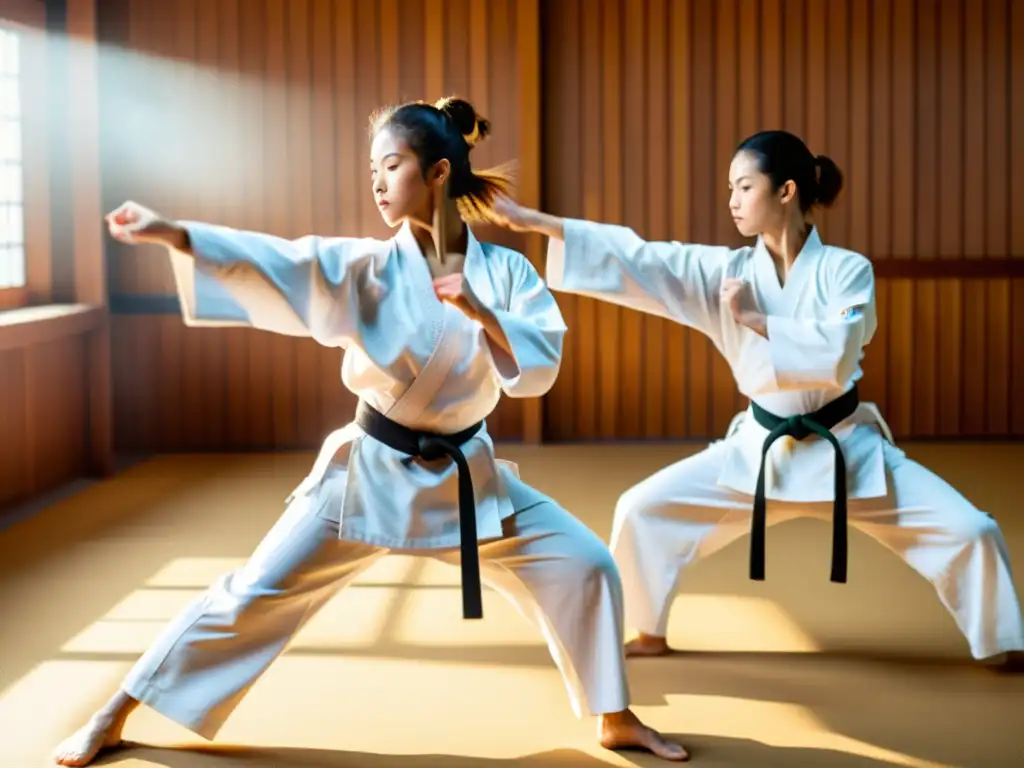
[369,127,440,228]
[728,150,792,238]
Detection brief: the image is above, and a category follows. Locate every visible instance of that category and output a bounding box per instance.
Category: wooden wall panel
[542,0,1024,441]
[0,336,89,512]
[100,0,539,452]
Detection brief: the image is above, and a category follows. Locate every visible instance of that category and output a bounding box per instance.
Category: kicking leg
[53,488,386,765]
[850,443,1024,663]
[610,441,799,656]
[433,477,688,761]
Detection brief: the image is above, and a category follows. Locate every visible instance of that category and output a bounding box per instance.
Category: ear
[778,179,798,206]
[428,158,451,187]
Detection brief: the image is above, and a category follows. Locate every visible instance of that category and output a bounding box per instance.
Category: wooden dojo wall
[98,0,1024,452]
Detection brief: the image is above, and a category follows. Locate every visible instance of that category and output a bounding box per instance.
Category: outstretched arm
[107,202,373,346]
[489,197,729,338]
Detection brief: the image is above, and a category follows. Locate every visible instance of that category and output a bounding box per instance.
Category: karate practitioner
[492,129,1024,668]
[53,98,688,765]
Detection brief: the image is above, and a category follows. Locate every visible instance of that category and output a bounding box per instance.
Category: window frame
[0,6,49,312]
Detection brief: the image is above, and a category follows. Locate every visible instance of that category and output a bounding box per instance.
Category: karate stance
[53,98,688,765]
[493,129,1024,668]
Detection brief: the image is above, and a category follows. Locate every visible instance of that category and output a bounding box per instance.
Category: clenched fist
[105,201,187,249]
[720,277,767,337]
[433,273,485,323]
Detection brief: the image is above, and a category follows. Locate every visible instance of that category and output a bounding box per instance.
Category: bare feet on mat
[624,633,673,658]
[52,716,127,766]
[599,709,689,761]
[53,691,138,766]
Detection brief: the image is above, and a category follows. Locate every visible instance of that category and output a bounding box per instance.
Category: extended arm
[497,204,729,337]
[165,220,372,346]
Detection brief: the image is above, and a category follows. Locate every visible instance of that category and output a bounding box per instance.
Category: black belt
[749,385,860,584]
[354,400,485,620]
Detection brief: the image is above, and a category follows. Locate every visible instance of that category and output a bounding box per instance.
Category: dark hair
[735,130,843,213]
[369,96,514,223]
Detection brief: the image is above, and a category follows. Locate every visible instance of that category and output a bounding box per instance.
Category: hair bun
[434,96,490,147]
[813,154,844,208]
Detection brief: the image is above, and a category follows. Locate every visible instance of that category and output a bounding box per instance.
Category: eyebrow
[370,152,401,166]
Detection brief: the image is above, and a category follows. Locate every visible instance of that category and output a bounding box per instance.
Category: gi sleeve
[482,251,567,398]
[167,221,376,347]
[545,218,730,337]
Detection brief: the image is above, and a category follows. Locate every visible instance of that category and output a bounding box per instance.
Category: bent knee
[954,508,1003,543]
[614,483,660,526]
[576,539,619,581]
[926,497,1004,543]
[555,524,620,584]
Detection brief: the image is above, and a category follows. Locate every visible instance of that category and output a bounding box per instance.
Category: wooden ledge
[0,304,106,352]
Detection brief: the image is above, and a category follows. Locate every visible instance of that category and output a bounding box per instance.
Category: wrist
[150,220,189,249]
[742,311,768,337]
[523,209,563,239]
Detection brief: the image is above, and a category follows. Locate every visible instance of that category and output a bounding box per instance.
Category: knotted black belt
[354,400,485,619]
[749,385,860,584]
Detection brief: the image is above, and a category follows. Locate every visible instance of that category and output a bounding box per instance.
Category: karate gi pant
[120,477,630,740]
[610,439,1024,660]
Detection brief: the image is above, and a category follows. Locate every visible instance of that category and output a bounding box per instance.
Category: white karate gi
[119,221,630,740]
[547,220,1024,660]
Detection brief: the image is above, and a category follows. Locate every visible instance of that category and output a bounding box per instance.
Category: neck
[761,217,810,270]
[409,197,466,259]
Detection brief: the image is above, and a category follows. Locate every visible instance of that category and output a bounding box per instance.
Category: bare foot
[52,715,127,766]
[599,709,689,762]
[984,651,1024,672]
[625,633,672,658]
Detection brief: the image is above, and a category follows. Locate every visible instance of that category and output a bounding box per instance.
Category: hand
[105,201,185,248]
[720,277,767,336]
[433,273,485,322]
[489,195,535,233]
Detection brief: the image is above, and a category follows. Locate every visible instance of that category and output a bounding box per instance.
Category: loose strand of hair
[454,162,517,223]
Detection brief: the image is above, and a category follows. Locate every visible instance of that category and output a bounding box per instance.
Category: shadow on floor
[92,737,927,768]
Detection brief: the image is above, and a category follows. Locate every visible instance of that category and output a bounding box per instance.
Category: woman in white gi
[492,129,1024,668]
[53,98,688,765]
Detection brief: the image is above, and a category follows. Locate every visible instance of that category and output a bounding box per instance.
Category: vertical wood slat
[985,0,1010,435]
[961,0,987,436]
[664,0,690,439]
[1011,0,1024,435]
[887,0,912,437]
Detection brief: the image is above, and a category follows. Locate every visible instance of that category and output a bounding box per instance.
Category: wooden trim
[1,13,51,304]
[871,258,1024,279]
[0,0,45,29]
[0,303,103,352]
[109,293,181,314]
[66,0,105,307]
[0,286,28,310]
[65,0,112,477]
